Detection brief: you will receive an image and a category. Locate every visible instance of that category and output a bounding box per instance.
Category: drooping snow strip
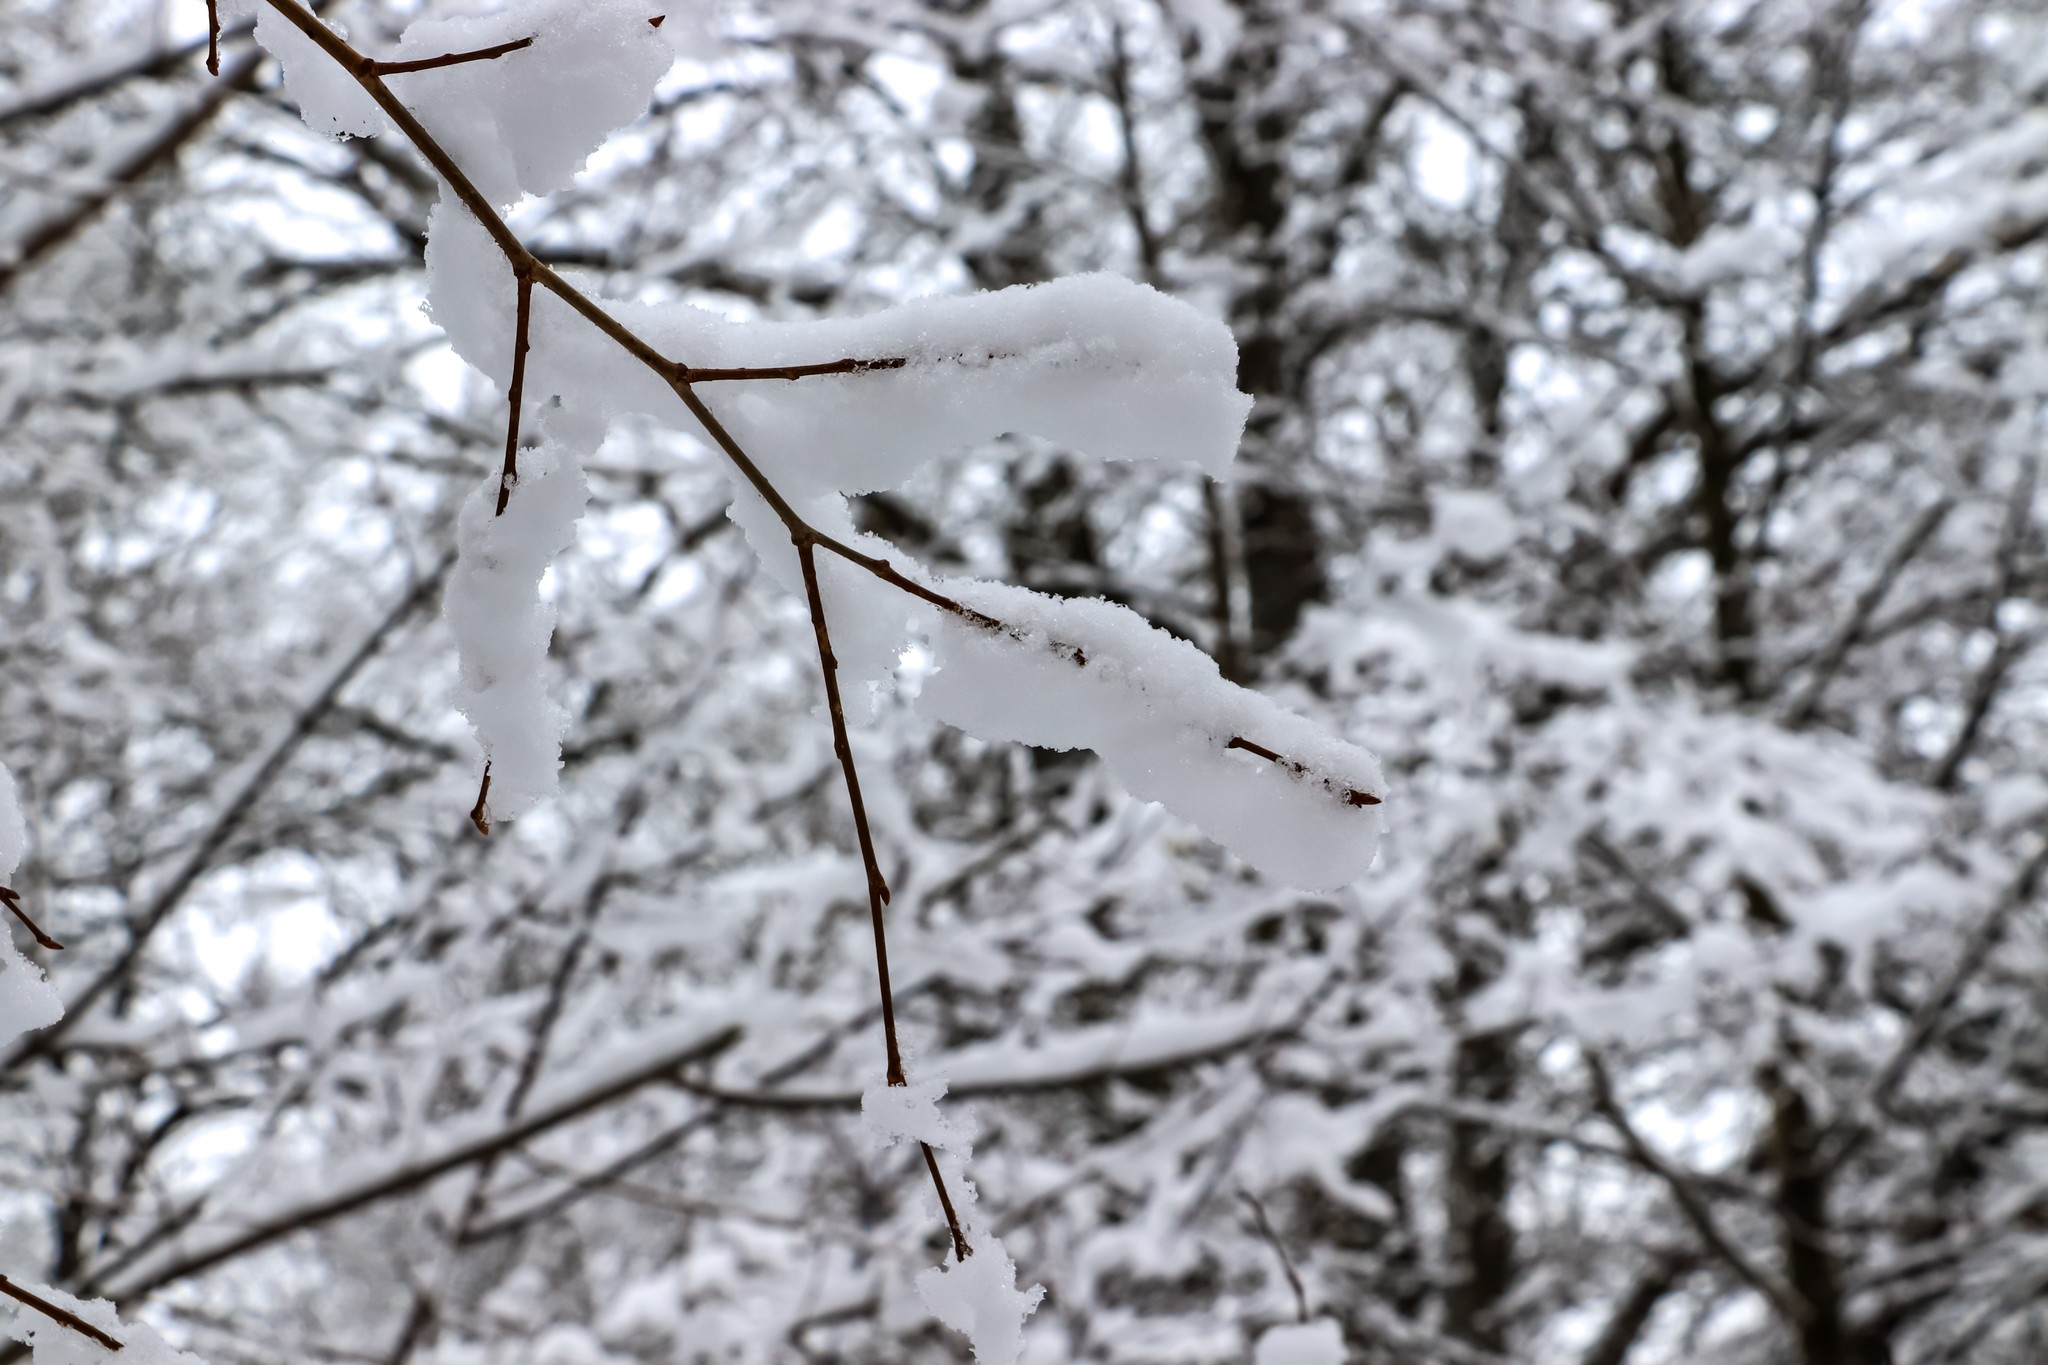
[918,578,1386,889]
[443,439,589,821]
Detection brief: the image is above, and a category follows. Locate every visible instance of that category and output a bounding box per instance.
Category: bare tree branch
[1586,1054,1807,1326]
[0,50,262,297]
[1826,834,2048,1171]
[1784,494,1953,729]
[3,553,455,1070]
[1933,458,2037,789]
[103,1021,741,1299]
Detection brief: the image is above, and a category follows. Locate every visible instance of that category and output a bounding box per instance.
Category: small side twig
[681,356,907,384]
[1238,1188,1309,1323]
[204,0,220,76]
[1932,457,2037,790]
[790,536,898,1062]
[778,527,1384,811]
[1825,835,2048,1170]
[0,1273,124,1352]
[1226,736,1381,807]
[469,767,492,837]
[1783,494,1951,729]
[495,268,535,515]
[356,36,535,79]
[0,887,61,951]
[350,12,666,80]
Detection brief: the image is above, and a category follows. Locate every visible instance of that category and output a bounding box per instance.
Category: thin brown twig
[1227,736,1382,807]
[683,356,907,383]
[779,530,1382,808]
[791,532,971,1252]
[922,1143,972,1262]
[205,0,220,77]
[0,1273,124,1352]
[0,887,62,951]
[790,540,899,1056]
[496,268,535,515]
[356,36,535,78]
[469,766,492,837]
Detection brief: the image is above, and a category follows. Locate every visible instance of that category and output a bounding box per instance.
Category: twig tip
[470,767,493,836]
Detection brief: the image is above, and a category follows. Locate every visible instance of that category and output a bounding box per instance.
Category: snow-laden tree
[6,1,2048,1363]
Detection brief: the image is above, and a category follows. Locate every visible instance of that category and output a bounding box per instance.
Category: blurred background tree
[5,1,2048,1361]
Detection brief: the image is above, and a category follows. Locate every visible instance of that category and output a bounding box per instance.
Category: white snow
[857,1064,1042,1359]
[423,234,1253,501]
[0,758,24,880]
[861,1073,969,1152]
[254,7,384,141]
[694,272,1254,497]
[0,940,59,1049]
[1254,1318,1346,1365]
[0,760,59,1048]
[442,438,589,820]
[856,1064,1042,1362]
